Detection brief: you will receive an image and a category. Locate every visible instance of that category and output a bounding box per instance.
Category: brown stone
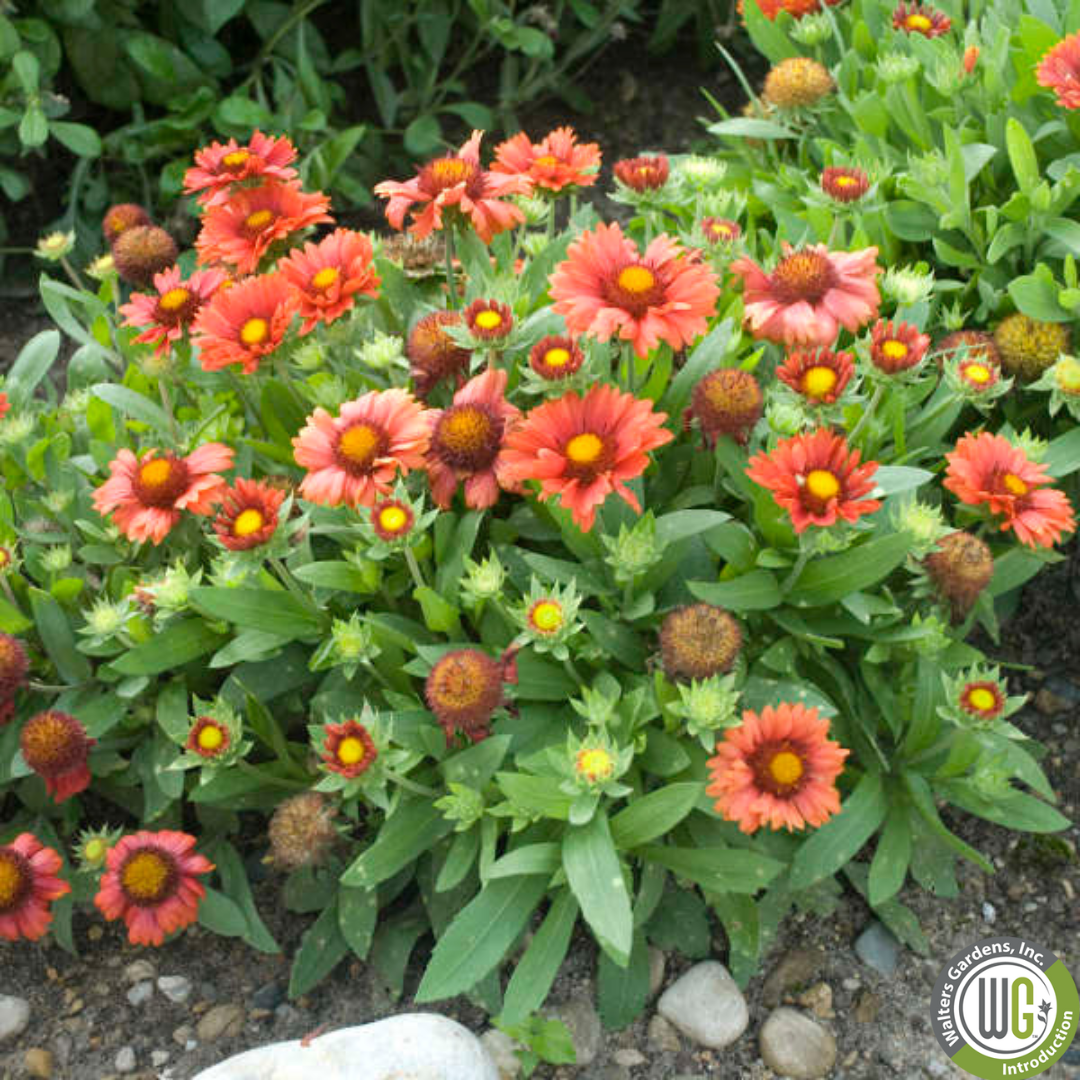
[854,990,882,1023]
[24,1048,54,1079]
[762,948,824,1007]
[797,982,835,1019]
[196,1003,245,1042]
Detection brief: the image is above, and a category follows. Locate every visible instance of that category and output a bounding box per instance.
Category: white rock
[158,975,193,1004]
[124,959,157,984]
[479,1029,521,1078]
[657,961,749,1049]
[152,1050,171,1067]
[0,995,30,1043]
[191,1013,500,1080]
[759,1007,837,1079]
[126,981,154,1007]
[115,1045,137,1073]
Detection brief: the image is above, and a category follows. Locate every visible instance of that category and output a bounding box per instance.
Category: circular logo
[931,937,1079,1078]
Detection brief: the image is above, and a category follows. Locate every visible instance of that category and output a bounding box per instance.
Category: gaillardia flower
[372,499,415,542]
[893,2,951,36]
[686,368,763,446]
[707,702,849,834]
[762,57,835,108]
[492,126,601,192]
[530,335,585,380]
[268,792,338,871]
[375,130,530,243]
[213,477,287,551]
[821,167,870,203]
[994,313,1070,381]
[777,347,855,404]
[278,228,380,335]
[111,226,179,287]
[0,632,29,700]
[320,718,378,779]
[924,531,994,623]
[934,329,1000,367]
[191,273,297,375]
[426,648,506,744]
[93,444,234,545]
[943,432,1076,548]
[196,180,332,276]
[185,715,231,760]
[660,604,742,682]
[102,203,151,246]
[94,830,213,946]
[119,265,228,357]
[1038,31,1080,109]
[20,710,95,802]
[575,745,615,783]
[732,243,880,348]
[464,298,514,342]
[292,389,430,508]
[746,429,881,533]
[502,384,674,532]
[0,833,70,942]
[549,222,719,358]
[184,131,299,207]
[613,155,670,192]
[869,319,930,374]
[958,680,1005,721]
[702,218,742,244]
[407,310,472,399]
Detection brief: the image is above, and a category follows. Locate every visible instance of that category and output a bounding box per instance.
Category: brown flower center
[0,849,30,912]
[133,455,190,508]
[20,711,86,774]
[432,404,500,471]
[119,848,177,906]
[336,422,388,475]
[430,654,489,712]
[770,250,837,305]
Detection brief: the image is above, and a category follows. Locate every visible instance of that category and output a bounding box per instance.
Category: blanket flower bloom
[492,126,601,192]
[464,298,514,342]
[320,719,378,779]
[549,222,719,358]
[20,710,95,802]
[185,716,231,760]
[184,131,299,207]
[821,166,870,203]
[94,831,213,946]
[213,477,287,551]
[943,432,1076,548]
[407,310,471,399]
[747,429,881,533]
[777,347,855,404]
[119,265,228,357]
[0,833,70,942]
[292,389,430,508]
[702,218,741,245]
[732,243,880,347]
[502,383,673,531]
[893,2,951,36]
[870,319,930,374]
[686,368,763,446]
[191,273,296,374]
[530,335,585,380]
[374,130,530,244]
[426,367,522,510]
[426,648,506,744]
[613,155,670,191]
[195,180,332,275]
[278,228,380,335]
[707,702,849,834]
[1038,32,1080,108]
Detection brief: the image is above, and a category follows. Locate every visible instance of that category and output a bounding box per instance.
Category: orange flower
[777,347,855,404]
[1038,32,1080,108]
[94,830,213,946]
[292,389,430,508]
[407,310,471,399]
[320,719,378,779]
[869,319,930,374]
[20,710,95,803]
[93,444,234,545]
[191,273,296,374]
[119,265,228,357]
[464,298,514,342]
[746,429,881,533]
[425,648,506,744]
[0,392,8,421]
[738,0,844,20]
[821,167,869,203]
[501,384,673,531]
[943,432,1076,548]
[0,833,70,942]
[529,335,585,380]
[893,2,951,36]
[707,702,849,834]
[374,130,530,244]
[549,222,719,358]
[732,243,880,348]
[492,126,601,192]
[426,367,522,510]
[184,131,299,207]
[213,477,287,551]
[613,155,670,192]
[278,228,380,335]
[195,180,332,275]
[963,45,980,75]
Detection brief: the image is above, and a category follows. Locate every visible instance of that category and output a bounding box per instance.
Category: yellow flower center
[223,150,250,168]
[159,287,190,311]
[431,158,470,185]
[534,154,559,168]
[544,347,571,368]
[834,175,858,188]
[1002,472,1028,496]
[966,687,997,713]
[1056,357,1080,393]
[121,850,171,902]
[576,747,613,780]
[906,13,932,30]
[617,265,656,294]
[530,600,563,633]
[439,406,492,452]
[83,838,107,864]
[312,267,339,290]
[139,459,173,489]
[240,318,269,346]
[805,469,840,500]
[339,423,382,466]
[803,365,838,399]
[474,310,503,330]
[337,736,367,766]
[882,340,908,360]
[0,854,23,907]
[0,549,9,569]
[245,209,274,230]
[710,223,732,238]
[565,432,604,464]
[768,749,804,786]
[963,362,991,385]
[233,509,265,537]
[378,505,408,533]
[197,723,225,751]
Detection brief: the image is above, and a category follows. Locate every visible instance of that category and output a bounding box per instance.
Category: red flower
[0,392,8,421]
[501,384,673,531]
[426,367,522,510]
[492,126,601,193]
[184,131,299,207]
[191,273,297,374]
[943,432,1076,548]
[407,310,472,400]
[686,369,763,446]
[102,203,151,246]
[893,2,951,36]
[529,335,585,380]
[738,0,844,20]
[195,180,332,275]
[320,719,378,778]
[1038,32,1080,108]
[869,319,930,374]
[94,831,213,946]
[119,265,228,357]
[185,716,230,759]
[213,477,287,551]
[707,702,849,834]
[93,443,234,545]
[702,218,741,245]
[821,167,870,203]
[777,347,855,404]
[19,710,95,803]
[613,155,670,191]
[746,429,881,533]
[963,45,980,75]
[0,833,70,942]
[464,298,514,341]
[374,130,530,244]
[278,228,380,335]
[426,649,506,744]
[550,222,719,358]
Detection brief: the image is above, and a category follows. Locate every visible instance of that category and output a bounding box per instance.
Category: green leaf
[371,905,428,999]
[0,596,32,634]
[654,509,731,546]
[688,570,781,612]
[112,619,225,675]
[487,842,561,879]
[6,330,59,407]
[416,873,550,1001]
[404,114,442,157]
[609,783,701,849]
[872,466,933,497]
[90,383,171,433]
[597,930,650,1029]
[1008,265,1073,322]
[191,0,246,35]
[563,811,633,966]
[412,584,461,634]
[639,844,784,893]
[197,886,248,938]
[291,561,376,593]
[787,533,911,606]
[741,674,838,717]
[1006,117,1040,195]
[646,884,712,958]
[579,610,646,668]
[12,50,39,94]
[341,797,455,888]
[1045,426,1080,478]
[29,588,91,683]
[868,802,912,906]
[288,898,349,998]
[338,886,378,960]
[189,587,322,639]
[205,839,279,954]
[49,120,101,157]
[937,783,1071,833]
[711,892,760,987]
[789,773,888,890]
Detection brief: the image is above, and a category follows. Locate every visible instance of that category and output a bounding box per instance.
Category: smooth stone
[126,981,154,1007]
[251,981,285,1012]
[546,997,602,1066]
[648,948,666,997]
[613,1048,647,1066]
[123,959,156,985]
[647,1014,681,1053]
[0,995,30,1043]
[854,920,901,976]
[197,1003,246,1042]
[581,1066,628,1080]
[657,961,749,1049]
[158,975,193,1004]
[151,1051,171,1067]
[24,1048,53,1079]
[191,1013,500,1080]
[759,1007,837,1079]
[115,1046,136,1073]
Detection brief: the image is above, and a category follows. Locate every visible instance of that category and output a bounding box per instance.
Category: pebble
[647,1014,681,1053]
[759,1007,838,1079]
[842,976,862,991]
[613,1047,647,1066]
[982,902,997,925]
[126,981,154,1007]
[24,1048,53,1079]
[250,981,285,1011]
[158,975,193,1004]
[115,1046,136,1073]
[797,981,835,1019]
[0,995,30,1043]
[854,990,883,1023]
[657,961,749,1049]
[546,997,602,1066]
[1035,686,1074,715]
[151,1050,171,1067]
[762,948,824,1007]
[190,1013,499,1080]
[648,947,666,997]
[854,920,901,976]
[274,1004,300,1026]
[172,1024,196,1048]
[196,1003,246,1042]
[123,959,156,985]
[479,1028,520,1078]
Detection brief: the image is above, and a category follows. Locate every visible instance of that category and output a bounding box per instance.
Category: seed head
[267,792,339,871]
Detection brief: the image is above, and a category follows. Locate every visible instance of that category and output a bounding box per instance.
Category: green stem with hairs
[848,384,885,446]
[158,377,181,448]
[782,547,811,593]
[404,546,427,591]
[443,227,458,309]
[384,769,440,798]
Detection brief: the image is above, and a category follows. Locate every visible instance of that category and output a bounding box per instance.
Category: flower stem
[270,556,320,616]
[384,769,440,798]
[444,228,458,309]
[782,547,811,593]
[60,256,84,292]
[404,546,427,591]
[848,384,884,445]
[158,377,181,447]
